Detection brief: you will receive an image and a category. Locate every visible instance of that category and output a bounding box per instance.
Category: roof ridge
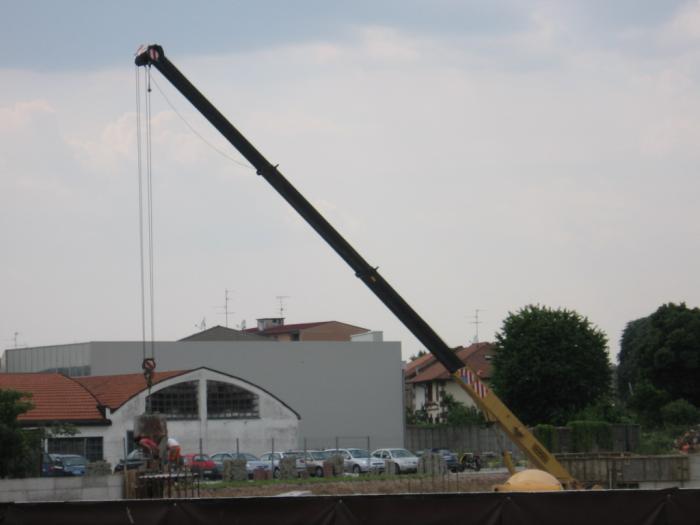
[64,373,104,409]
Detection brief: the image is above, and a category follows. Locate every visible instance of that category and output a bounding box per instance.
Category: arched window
[207,380,259,419]
[146,380,199,419]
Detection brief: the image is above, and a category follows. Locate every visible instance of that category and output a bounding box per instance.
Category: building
[244,318,369,342]
[405,342,495,422]
[0,367,300,467]
[179,325,269,342]
[2,322,403,449]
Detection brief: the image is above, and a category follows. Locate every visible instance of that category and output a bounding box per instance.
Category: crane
[134,44,578,489]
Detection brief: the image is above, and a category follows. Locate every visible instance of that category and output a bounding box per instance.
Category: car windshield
[194,455,211,462]
[61,456,86,466]
[240,453,259,461]
[390,449,414,458]
[309,451,327,460]
[347,449,370,458]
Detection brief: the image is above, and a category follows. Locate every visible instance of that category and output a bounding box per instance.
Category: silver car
[372,448,419,474]
[287,450,329,477]
[324,448,385,474]
[211,452,271,479]
[259,451,307,477]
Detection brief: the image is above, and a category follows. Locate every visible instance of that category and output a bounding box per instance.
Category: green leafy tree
[618,303,700,414]
[660,399,700,428]
[0,389,34,478]
[491,305,611,426]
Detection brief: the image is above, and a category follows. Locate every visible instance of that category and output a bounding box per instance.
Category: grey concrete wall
[5,343,91,374]
[88,340,404,448]
[406,424,523,458]
[0,475,122,502]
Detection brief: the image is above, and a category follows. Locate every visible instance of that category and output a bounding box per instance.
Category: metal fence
[405,424,641,457]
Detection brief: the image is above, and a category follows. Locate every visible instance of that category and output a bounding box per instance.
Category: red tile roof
[244,321,328,335]
[0,370,192,424]
[75,370,189,410]
[404,351,437,378]
[0,373,104,423]
[407,342,495,384]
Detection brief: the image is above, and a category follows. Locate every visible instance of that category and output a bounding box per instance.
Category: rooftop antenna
[224,288,233,328]
[276,295,290,318]
[194,318,206,331]
[13,331,19,349]
[469,309,484,343]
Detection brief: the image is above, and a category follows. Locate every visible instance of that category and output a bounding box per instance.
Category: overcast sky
[1,1,699,362]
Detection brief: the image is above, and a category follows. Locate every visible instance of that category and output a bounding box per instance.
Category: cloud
[665,0,700,41]
[1,10,699,359]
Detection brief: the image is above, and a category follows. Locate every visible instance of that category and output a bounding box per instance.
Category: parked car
[182,453,217,480]
[324,448,385,474]
[416,448,462,472]
[459,452,482,472]
[259,451,307,478]
[371,448,419,474]
[113,448,150,473]
[286,450,329,477]
[210,452,271,479]
[42,454,88,476]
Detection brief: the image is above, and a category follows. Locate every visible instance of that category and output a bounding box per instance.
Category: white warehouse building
[0,367,301,467]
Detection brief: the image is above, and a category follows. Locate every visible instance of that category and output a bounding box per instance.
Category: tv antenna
[276,295,290,318]
[223,288,234,327]
[469,309,484,343]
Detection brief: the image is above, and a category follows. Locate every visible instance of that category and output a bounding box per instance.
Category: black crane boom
[135,44,466,373]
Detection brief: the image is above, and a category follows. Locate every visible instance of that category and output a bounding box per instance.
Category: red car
[181,453,218,480]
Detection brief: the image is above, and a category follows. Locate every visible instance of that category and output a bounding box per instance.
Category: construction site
[2,38,700,523]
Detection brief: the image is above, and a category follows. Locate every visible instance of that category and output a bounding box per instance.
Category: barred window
[48,437,103,462]
[146,381,199,419]
[207,380,259,419]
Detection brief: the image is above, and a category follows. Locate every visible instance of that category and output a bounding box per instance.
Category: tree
[491,305,611,426]
[438,393,485,426]
[409,350,428,361]
[618,303,700,414]
[0,389,34,478]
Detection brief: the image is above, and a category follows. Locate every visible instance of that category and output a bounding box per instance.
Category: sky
[1,1,699,362]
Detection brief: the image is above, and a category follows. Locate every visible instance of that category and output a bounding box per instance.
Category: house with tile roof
[0,367,300,468]
[405,342,496,422]
[244,318,369,341]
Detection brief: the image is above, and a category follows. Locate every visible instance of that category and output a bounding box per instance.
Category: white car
[324,448,385,474]
[372,448,419,474]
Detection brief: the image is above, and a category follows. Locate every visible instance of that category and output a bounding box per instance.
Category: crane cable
[135,65,157,396]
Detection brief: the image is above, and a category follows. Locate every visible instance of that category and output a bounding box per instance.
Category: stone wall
[0,475,122,503]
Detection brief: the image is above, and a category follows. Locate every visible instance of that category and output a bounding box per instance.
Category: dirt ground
[200,471,510,498]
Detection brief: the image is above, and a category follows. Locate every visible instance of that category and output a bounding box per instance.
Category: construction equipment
[134,44,578,489]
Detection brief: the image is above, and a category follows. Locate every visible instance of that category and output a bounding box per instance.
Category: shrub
[567,421,613,452]
[533,424,559,452]
[660,399,700,428]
